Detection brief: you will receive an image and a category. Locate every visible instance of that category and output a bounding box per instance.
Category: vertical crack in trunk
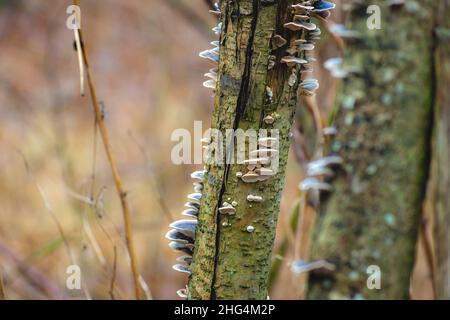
[210,0,259,300]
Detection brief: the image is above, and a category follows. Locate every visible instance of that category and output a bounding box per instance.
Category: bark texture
[188,0,304,299]
[432,0,450,300]
[307,1,435,299]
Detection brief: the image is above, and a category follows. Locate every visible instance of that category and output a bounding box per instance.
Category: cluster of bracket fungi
[165,169,205,298]
[166,0,340,297]
[165,2,222,300]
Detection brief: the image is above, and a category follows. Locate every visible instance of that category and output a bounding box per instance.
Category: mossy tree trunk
[188,0,304,300]
[306,1,436,299]
[432,0,450,300]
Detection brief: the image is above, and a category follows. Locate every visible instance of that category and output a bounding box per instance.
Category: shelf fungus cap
[294,14,310,21]
[281,56,308,67]
[212,22,223,35]
[306,166,334,178]
[255,167,275,176]
[263,115,276,125]
[176,288,188,298]
[181,208,199,218]
[330,24,361,40]
[176,255,193,265]
[299,177,333,192]
[311,1,336,12]
[169,219,197,237]
[243,157,271,165]
[297,43,315,51]
[193,182,203,193]
[272,35,287,49]
[247,194,263,202]
[187,192,202,203]
[204,71,218,81]
[165,229,194,244]
[301,81,319,91]
[284,21,317,32]
[309,28,322,37]
[290,259,336,274]
[203,79,216,89]
[199,49,219,63]
[322,126,337,136]
[169,241,193,255]
[291,3,314,13]
[185,201,200,210]
[308,155,343,170]
[190,170,205,181]
[172,264,191,275]
[218,205,236,215]
[241,171,260,183]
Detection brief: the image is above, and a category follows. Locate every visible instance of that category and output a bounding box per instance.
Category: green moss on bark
[307,1,435,300]
[188,0,304,300]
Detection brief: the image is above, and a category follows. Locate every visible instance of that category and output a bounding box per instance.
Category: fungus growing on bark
[247,195,263,203]
[281,56,308,67]
[272,35,287,49]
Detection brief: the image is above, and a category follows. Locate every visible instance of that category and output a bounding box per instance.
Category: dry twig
[72,0,142,300]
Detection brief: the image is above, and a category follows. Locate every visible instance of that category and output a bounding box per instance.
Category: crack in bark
[210,0,259,300]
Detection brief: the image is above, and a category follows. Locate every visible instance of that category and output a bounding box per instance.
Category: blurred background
[0,0,433,299]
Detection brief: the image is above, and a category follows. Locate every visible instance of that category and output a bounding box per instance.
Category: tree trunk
[188,0,306,299]
[432,0,450,300]
[307,1,435,299]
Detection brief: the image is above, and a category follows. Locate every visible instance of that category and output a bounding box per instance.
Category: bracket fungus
[281,56,308,67]
[169,219,197,238]
[247,194,263,203]
[272,35,287,49]
[263,115,276,125]
[284,21,317,32]
[290,259,336,274]
[218,204,236,215]
[173,264,192,275]
[246,225,255,233]
[187,192,202,203]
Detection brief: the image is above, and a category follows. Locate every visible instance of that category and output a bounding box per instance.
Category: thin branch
[109,246,118,300]
[73,0,142,300]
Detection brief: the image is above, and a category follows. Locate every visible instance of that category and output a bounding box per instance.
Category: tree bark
[188,0,305,299]
[307,1,435,299]
[432,0,450,300]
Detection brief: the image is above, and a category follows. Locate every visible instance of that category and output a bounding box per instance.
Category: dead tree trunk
[306,1,436,299]
[188,0,312,299]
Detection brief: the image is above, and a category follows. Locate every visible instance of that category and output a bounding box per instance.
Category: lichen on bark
[188,0,306,299]
[306,1,435,299]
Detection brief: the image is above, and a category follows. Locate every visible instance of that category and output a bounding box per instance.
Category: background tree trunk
[188,0,305,299]
[307,1,435,299]
[432,0,450,300]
